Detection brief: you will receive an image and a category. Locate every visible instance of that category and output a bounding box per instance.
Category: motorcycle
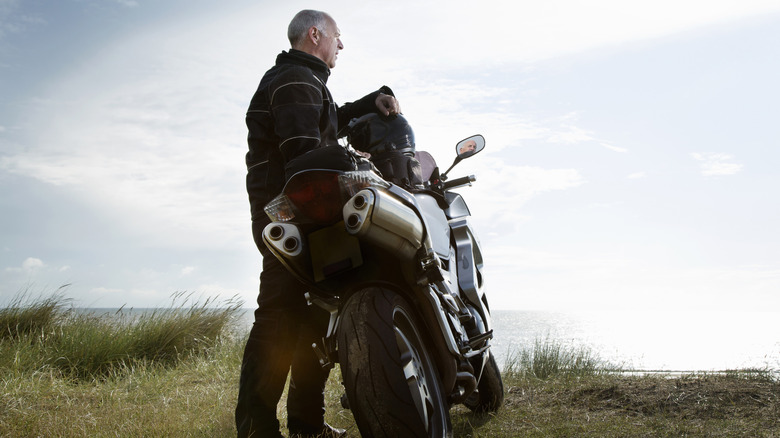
[261,126,504,437]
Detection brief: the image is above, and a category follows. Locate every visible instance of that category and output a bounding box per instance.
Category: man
[236,10,401,438]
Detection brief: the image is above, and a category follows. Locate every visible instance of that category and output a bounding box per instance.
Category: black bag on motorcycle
[284,144,372,181]
[347,113,423,188]
[369,151,422,188]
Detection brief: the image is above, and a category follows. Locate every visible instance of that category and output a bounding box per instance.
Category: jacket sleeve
[337,85,395,135]
[270,68,326,163]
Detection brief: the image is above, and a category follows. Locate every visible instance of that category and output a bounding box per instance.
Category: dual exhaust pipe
[343,189,424,262]
[264,188,426,268]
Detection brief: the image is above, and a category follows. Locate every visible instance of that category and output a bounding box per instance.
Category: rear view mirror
[456,135,485,159]
[442,135,486,179]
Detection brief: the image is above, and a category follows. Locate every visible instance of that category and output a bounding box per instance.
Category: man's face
[315,17,343,69]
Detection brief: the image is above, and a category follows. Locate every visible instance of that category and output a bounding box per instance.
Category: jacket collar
[277,49,331,83]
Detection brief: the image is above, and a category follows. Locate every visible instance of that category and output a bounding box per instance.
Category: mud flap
[309,222,363,282]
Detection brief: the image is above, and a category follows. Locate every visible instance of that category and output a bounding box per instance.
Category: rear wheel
[337,287,452,437]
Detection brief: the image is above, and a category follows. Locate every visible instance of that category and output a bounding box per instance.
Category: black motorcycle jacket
[245,49,393,221]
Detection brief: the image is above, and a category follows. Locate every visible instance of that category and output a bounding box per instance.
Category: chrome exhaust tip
[346,213,362,230]
[283,236,299,253]
[352,193,369,210]
[268,225,285,241]
[262,223,304,258]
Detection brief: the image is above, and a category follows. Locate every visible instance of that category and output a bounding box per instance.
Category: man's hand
[375,93,401,116]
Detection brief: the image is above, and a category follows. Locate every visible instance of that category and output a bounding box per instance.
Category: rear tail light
[264,170,389,224]
[284,171,343,224]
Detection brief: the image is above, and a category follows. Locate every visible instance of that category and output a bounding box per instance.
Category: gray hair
[288,10,329,48]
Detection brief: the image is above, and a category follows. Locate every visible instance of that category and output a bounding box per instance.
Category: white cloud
[1,9,258,249]
[691,152,743,176]
[600,142,628,153]
[0,1,46,43]
[538,113,626,152]
[467,158,585,234]
[340,0,780,70]
[547,125,595,145]
[627,171,647,179]
[180,266,196,276]
[22,257,44,271]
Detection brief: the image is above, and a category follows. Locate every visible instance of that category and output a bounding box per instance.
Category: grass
[0,285,70,340]
[2,289,779,437]
[504,336,618,380]
[1,289,241,380]
[452,344,779,437]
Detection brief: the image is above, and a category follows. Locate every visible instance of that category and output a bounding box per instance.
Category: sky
[1,0,780,311]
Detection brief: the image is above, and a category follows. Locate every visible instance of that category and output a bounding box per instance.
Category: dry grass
[1,339,242,437]
[2,290,778,437]
[456,372,780,437]
[6,358,778,437]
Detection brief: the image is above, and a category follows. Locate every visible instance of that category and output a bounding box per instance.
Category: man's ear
[308,26,319,45]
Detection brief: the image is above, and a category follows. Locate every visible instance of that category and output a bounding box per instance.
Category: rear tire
[337,287,452,437]
[464,351,504,413]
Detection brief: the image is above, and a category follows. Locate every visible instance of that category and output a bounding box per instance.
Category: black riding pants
[235,220,331,438]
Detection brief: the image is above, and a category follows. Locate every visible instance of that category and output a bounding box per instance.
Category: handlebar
[442,175,476,190]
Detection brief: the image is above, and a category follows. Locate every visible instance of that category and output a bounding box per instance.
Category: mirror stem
[441,157,463,180]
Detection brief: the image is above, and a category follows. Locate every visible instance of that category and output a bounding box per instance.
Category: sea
[484,309,780,373]
[235,308,780,373]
